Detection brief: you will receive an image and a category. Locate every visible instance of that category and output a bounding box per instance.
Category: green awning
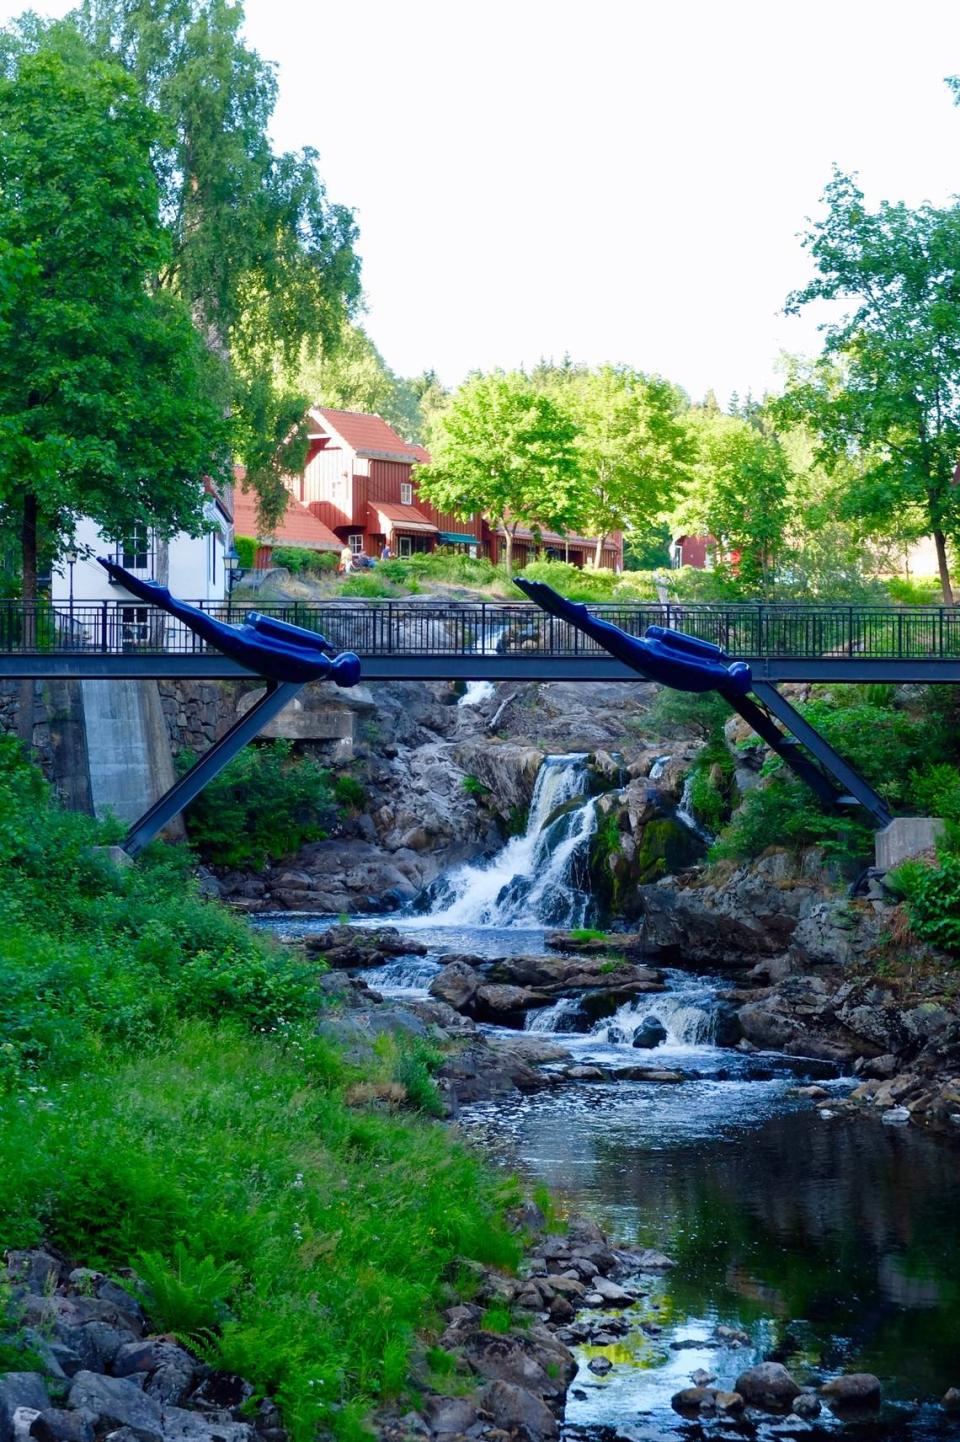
[437,532,477,545]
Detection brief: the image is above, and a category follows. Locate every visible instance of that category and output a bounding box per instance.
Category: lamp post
[64,545,78,645]
[224,545,240,622]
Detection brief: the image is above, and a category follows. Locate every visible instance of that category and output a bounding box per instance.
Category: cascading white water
[459,625,507,707]
[525,997,583,1033]
[427,753,598,927]
[592,976,719,1048]
[648,754,672,781]
[675,772,714,844]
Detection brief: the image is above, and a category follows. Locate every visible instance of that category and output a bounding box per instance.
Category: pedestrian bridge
[3,597,960,683]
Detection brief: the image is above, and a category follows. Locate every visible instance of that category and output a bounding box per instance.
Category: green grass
[569,927,608,942]
[0,736,524,1440]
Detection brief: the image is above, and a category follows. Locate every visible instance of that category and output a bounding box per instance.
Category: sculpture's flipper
[99,559,360,686]
[513,576,751,697]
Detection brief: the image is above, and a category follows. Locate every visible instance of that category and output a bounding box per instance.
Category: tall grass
[0,737,523,1440]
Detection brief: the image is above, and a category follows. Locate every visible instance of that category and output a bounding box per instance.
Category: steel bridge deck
[4,597,960,682]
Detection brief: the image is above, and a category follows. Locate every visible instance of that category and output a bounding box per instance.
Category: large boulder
[631,1015,668,1050]
[0,1377,50,1442]
[429,961,481,1012]
[478,1381,557,1440]
[472,984,551,1027]
[733,1362,801,1411]
[821,1373,881,1411]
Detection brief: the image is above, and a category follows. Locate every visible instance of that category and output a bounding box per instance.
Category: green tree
[545,364,693,565]
[0,29,228,601]
[675,411,789,595]
[75,0,361,526]
[418,371,580,576]
[297,323,424,441]
[779,170,960,604]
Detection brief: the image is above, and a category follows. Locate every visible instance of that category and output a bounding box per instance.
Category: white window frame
[400,481,413,506]
[348,533,364,555]
[398,535,412,558]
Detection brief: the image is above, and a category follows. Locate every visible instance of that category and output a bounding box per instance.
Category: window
[400,481,413,506]
[120,605,149,648]
[121,524,150,570]
[349,533,364,555]
[398,535,412,558]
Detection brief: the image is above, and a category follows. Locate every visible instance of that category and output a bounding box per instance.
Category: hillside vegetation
[0,737,520,1441]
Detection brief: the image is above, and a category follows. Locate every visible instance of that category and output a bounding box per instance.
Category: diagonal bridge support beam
[734,681,893,829]
[123,680,304,857]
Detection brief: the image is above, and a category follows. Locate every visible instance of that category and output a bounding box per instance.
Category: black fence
[3,598,960,661]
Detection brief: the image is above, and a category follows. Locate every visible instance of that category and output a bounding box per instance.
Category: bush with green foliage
[272,546,339,574]
[887,854,960,954]
[713,688,955,864]
[0,737,524,1441]
[234,535,257,569]
[179,740,336,870]
[339,572,402,598]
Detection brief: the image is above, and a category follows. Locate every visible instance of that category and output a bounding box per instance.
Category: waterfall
[648,754,672,781]
[459,625,507,707]
[592,976,720,1048]
[427,753,598,927]
[525,997,584,1033]
[675,772,714,844]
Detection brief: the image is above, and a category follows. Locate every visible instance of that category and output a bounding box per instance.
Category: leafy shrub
[137,1242,242,1341]
[885,575,945,605]
[517,559,619,603]
[461,774,490,797]
[888,854,960,953]
[271,546,338,574]
[339,573,399,598]
[648,688,731,741]
[711,775,874,864]
[234,535,257,569]
[0,742,526,1442]
[180,740,335,869]
[333,774,367,811]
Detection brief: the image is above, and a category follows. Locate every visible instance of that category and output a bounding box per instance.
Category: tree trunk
[593,531,608,569]
[18,493,38,747]
[503,527,514,578]
[21,492,37,604]
[934,528,954,605]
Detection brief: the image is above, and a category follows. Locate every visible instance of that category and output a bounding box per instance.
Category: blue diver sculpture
[514,577,893,828]
[100,559,361,686]
[101,558,362,856]
[513,577,752,697]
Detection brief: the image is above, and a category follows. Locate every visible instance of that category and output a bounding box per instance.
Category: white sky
[7,0,960,404]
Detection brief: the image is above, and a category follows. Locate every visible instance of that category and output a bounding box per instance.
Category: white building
[52,498,231,606]
[50,494,231,650]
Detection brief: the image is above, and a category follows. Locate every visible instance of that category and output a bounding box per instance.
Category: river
[258,752,960,1439]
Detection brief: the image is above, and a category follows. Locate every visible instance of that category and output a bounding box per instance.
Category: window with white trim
[349,533,364,555]
[398,535,412,557]
[400,481,413,506]
[120,524,150,571]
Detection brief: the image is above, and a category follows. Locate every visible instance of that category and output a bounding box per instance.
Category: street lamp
[224,545,241,600]
[64,545,78,644]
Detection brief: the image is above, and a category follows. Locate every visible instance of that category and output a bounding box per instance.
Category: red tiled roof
[310,407,429,464]
[233,486,341,552]
[369,502,438,533]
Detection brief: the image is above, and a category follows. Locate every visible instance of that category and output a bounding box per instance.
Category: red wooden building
[278,406,623,569]
[298,408,484,558]
[233,469,341,568]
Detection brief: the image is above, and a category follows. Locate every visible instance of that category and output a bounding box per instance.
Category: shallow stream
[258,752,960,1438]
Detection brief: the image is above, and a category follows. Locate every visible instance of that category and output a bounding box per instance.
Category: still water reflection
[465,1081,960,1437]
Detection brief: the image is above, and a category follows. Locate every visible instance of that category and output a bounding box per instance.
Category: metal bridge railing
[4,598,960,660]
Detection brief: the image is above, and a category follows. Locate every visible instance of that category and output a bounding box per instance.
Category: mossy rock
[634,818,704,884]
